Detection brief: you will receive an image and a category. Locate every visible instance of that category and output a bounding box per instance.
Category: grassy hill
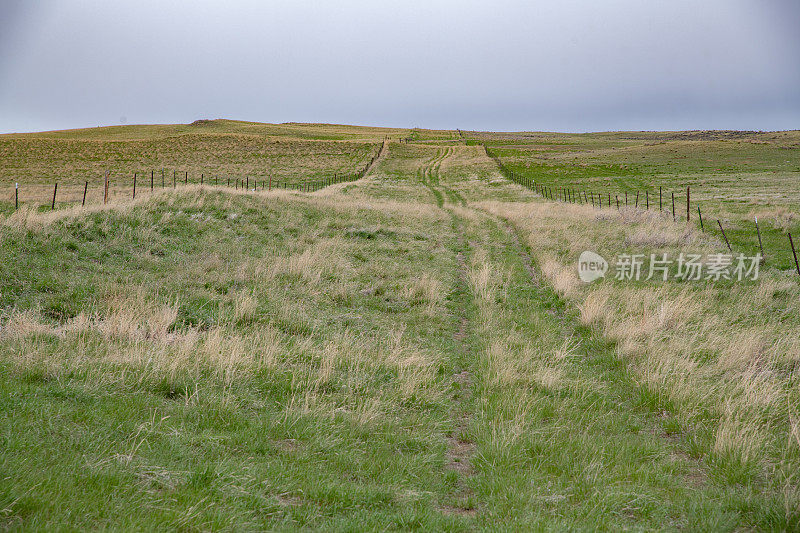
[1,122,799,530]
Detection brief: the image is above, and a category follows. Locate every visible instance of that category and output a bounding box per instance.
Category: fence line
[484,144,800,276]
[7,141,386,213]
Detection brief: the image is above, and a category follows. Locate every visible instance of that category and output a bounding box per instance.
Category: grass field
[477,130,800,270]
[0,120,389,210]
[1,121,799,530]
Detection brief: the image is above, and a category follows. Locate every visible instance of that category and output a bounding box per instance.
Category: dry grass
[0,121,389,204]
[405,273,446,315]
[479,198,800,482]
[3,122,798,529]
[0,186,455,424]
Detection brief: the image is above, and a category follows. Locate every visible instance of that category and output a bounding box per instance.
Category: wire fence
[6,140,387,212]
[484,144,800,277]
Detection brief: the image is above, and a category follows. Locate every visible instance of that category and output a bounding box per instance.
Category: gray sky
[1,0,798,133]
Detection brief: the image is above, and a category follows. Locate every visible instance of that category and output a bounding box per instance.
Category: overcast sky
[1,0,798,133]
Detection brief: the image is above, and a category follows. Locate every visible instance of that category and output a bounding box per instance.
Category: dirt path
[439,242,478,518]
[419,166,480,517]
[363,138,388,177]
[420,147,459,207]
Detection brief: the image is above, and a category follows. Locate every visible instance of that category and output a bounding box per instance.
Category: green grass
[0,189,474,530]
[1,122,799,530]
[461,210,798,530]
[481,130,800,271]
[0,120,393,207]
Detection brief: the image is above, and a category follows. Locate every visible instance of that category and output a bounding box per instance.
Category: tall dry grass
[479,199,800,482]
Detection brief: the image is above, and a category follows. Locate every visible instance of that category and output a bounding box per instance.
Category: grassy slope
[479,130,800,270]
[0,120,399,209]
[1,189,469,530]
[1,122,799,530]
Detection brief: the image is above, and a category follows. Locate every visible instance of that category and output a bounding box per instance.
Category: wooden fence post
[659,186,662,211]
[15,183,18,210]
[185,171,188,185]
[83,181,88,206]
[686,186,690,221]
[133,173,137,199]
[754,217,764,260]
[672,192,676,222]
[151,170,154,191]
[104,172,109,204]
[646,191,649,210]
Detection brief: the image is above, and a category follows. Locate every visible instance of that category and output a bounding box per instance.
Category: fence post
[754,217,764,260]
[672,192,676,222]
[104,172,109,204]
[201,173,204,185]
[15,183,19,210]
[625,191,628,206]
[717,220,732,251]
[697,205,704,232]
[82,181,88,206]
[646,191,649,210]
[686,186,690,221]
[789,233,800,276]
[616,195,619,210]
[635,191,639,208]
[659,186,662,211]
[185,171,188,185]
[133,173,137,199]
[151,170,154,191]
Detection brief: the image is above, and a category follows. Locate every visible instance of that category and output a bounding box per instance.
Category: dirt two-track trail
[358,139,722,528]
[4,125,795,530]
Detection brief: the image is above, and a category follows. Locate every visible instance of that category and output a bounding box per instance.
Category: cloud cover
[1,0,798,133]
